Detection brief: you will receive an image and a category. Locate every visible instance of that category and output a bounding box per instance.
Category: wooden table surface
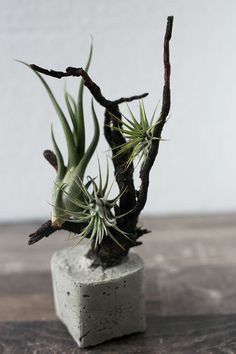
[1,214,236,353]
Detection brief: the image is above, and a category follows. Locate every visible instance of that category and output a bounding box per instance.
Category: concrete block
[51,246,146,348]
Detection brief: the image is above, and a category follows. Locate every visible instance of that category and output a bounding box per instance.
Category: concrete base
[51,247,146,348]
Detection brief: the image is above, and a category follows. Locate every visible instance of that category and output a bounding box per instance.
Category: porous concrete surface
[51,246,146,348]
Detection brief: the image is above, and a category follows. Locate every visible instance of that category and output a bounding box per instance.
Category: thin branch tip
[166,16,174,40]
[43,150,58,171]
[133,14,173,216]
[114,92,149,105]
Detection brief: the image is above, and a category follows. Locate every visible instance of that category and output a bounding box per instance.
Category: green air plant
[20,45,100,228]
[56,161,132,250]
[109,100,165,168]
[25,16,174,268]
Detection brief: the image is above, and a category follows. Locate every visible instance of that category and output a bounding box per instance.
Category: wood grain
[1,315,236,354]
[1,214,236,352]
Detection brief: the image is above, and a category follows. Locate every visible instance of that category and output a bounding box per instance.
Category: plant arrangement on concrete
[22,16,173,347]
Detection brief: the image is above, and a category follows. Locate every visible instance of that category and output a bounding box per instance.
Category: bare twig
[28,220,57,245]
[30,64,112,107]
[114,93,148,105]
[28,220,87,245]
[30,63,147,108]
[43,150,58,170]
[30,64,70,78]
[133,16,173,216]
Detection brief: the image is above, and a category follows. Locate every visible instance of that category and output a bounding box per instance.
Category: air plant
[20,45,100,227]
[110,100,164,168]
[55,161,132,250]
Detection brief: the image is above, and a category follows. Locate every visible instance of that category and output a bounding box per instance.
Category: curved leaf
[20,61,77,169]
[75,99,100,179]
[51,125,66,180]
[76,43,93,160]
[64,90,78,143]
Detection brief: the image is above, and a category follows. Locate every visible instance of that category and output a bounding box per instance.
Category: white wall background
[1,0,236,222]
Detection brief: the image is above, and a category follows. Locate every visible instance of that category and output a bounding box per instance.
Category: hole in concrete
[67,291,70,295]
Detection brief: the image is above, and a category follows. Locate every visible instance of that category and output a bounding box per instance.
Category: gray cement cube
[51,247,146,348]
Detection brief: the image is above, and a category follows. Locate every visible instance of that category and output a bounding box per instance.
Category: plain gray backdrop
[1,0,235,221]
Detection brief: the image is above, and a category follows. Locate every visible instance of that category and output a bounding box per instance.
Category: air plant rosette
[22,16,173,348]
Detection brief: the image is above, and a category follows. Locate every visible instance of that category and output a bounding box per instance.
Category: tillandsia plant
[25,16,174,268]
[19,46,99,228]
[110,100,164,169]
[63,162,133,250]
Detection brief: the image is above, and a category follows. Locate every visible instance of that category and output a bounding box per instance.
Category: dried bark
[28,220,87,245]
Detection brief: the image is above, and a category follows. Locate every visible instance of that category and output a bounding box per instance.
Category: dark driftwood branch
[104,106,137,237]
[28,220,87,245]
[30,65,112,108]
[28,220,57,245]
[30,64,147,108]
[133,16,173,216]
[114,93,148,105]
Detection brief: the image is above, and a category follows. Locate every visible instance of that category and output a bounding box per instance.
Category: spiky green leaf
[76,43,93,160]
[51,125,66,180]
